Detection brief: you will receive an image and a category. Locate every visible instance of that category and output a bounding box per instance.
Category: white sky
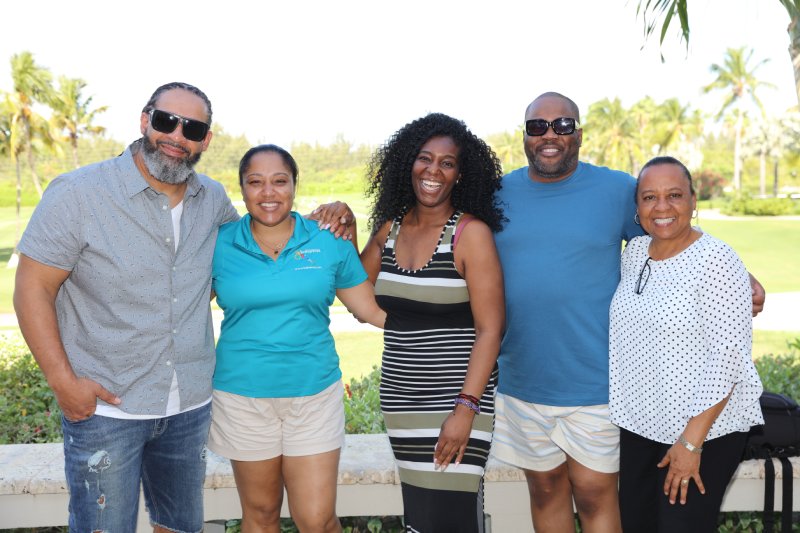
[1,0,796,148]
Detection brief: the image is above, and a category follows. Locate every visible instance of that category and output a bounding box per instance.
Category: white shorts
[491,392,619,474]
[208,380,345,461]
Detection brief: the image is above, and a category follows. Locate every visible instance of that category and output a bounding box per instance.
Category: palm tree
[1,93,27,262]
[703,47,773,191]
[637,0,800,106]
[50,76,108,168]
[743,118,781,196]
[629,96,658,167]
[486,128,524,172]
[583,98,641,175]
[7,51,56,198]
[653,98,704,154]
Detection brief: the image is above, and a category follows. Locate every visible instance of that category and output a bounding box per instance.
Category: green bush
[717,511,800,532]
[754,338,800,399]
[0,338,62,444]
[0,334,389,440]
[721,195,796,216]
[714,340,800,532]
[5,338,800,532]
[344,365,385,434]
[695,169,726,201]
[221,516,403,532]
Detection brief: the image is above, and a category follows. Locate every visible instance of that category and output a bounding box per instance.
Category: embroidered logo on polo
[294,248,321,270]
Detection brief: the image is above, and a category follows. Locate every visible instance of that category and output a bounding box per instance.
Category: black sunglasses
[148,109,210,142]
[635,257,652,295]
[525,117,580,136]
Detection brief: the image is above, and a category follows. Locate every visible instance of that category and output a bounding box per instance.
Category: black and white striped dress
[375,211,497,533]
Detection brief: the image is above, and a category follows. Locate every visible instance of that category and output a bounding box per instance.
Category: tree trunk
[759,152,766,196]
[733,111,743,191]
[72,137,80,169]
[24,139,44,198]
[789,13,800,106]
[773,158,780,197]
[15,158,21,252]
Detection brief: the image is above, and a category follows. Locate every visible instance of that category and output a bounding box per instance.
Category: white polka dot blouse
[609,232,764,444]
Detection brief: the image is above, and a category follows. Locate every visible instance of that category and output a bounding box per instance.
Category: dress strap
[387,217,402,241]
[380,217,402,260]
[440,211,463,247]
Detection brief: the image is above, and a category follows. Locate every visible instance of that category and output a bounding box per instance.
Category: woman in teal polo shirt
[207,144,386,533]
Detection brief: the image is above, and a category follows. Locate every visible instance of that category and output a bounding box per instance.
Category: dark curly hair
[366,113,506,233]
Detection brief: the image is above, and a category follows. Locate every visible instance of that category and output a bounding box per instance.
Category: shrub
[344,365,385,434]
[695,169,726,201]
[721,195,795,216]
[754,338,800,399]
[713,341,800,532]
[222,516,404,533]
[0,337,62,444]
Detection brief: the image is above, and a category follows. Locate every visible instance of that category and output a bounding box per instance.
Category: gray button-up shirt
[18,142,239,415]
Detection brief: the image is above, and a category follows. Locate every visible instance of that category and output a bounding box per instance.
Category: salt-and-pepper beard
[140,135,202,185]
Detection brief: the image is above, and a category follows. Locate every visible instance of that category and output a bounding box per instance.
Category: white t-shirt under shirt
[95,201,209,420]
[609,231,763,444]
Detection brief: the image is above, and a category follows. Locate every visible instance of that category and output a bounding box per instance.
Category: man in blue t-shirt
[491,92,763,533]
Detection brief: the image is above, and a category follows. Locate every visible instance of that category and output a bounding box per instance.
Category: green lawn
[335,331,383,384]
[2,204,797,373]
[0,207,35,314]
[753,330,800,359]
[699,218,800,293]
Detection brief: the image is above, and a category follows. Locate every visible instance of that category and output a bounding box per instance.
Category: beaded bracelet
[457,393,480,405]
[454,397,480,415]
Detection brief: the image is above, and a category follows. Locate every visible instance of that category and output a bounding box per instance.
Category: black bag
[742,391,800,533]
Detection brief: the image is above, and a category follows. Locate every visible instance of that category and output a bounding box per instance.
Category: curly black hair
[366,113,506,233]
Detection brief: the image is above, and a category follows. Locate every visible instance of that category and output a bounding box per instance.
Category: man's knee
[569,469,618,516]
[524,464,571,505]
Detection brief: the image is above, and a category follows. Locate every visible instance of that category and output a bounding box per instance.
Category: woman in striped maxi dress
[360,113,506,532]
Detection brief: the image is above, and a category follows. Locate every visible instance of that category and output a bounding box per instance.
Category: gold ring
[680,479,689,486]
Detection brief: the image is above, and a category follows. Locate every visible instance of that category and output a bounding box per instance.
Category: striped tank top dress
[375,211,498,533]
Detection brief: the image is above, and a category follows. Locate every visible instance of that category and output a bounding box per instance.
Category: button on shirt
[18,142,239,415]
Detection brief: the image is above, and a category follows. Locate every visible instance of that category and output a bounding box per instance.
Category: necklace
[252,218,294,255]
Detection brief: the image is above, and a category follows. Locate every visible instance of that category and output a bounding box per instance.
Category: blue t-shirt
[495,162,643,406]
[212,212,367,398]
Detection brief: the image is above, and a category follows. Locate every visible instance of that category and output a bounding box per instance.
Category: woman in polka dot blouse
[609,156,763,532]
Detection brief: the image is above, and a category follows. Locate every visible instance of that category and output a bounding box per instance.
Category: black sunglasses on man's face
[148,109,210,142]
[525,117,580,136]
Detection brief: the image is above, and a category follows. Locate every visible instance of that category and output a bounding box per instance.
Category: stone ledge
[2,434,798,496]
[2,435,799,533]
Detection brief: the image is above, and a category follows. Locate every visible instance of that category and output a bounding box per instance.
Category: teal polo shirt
[212,212,367,398]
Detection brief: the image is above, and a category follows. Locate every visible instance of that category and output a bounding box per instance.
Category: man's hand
[53,375,120,421]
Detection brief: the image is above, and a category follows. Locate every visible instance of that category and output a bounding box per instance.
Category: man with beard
[14,82,238,532]
[490,92,761,533]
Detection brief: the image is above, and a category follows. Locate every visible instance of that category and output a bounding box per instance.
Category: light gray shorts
[492,392,620,473]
